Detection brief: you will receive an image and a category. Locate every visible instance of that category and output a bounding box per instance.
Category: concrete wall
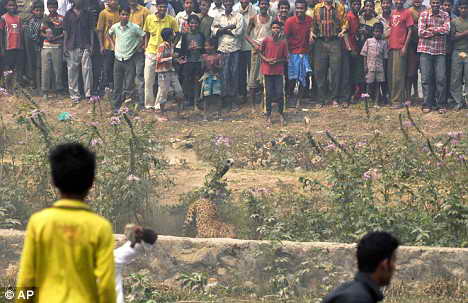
[1,229,467,294]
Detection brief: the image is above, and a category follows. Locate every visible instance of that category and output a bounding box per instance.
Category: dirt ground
[1,92,467,206]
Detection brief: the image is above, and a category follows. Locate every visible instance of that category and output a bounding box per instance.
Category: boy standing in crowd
[285,0,312,107]
[63,0,95,103]
[211,0,245,112]
[450,0,468,110]
[143,0,178,110]
[361,22,389,105]
[41,0,65,99]
[387,0,413,108]
[407,0,426,101]
[209,0,225,19]
[180,14,204,108]
[129,0,150,109]
[198,0,213,40]
[97,0,120,91]
[16,142,116,303]
[418,0,451,113]
[108,7,146,113]
[2,0,24,82]
[310,0,348,107]
[23,1,44,92]
[155,27,184,121]
[261,20,288,125]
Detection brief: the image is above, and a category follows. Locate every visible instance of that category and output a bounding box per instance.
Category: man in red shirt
[387,0,414,108]
[260,20,288,126]
[1,0,24,82]
[310,0,348,107]
[284,0,312,108]
[418,0,451,113]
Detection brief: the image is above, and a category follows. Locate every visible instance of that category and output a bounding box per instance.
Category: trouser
[239,50,251,96]
[313,38,342,103]
[155,71,184,105]
[91,49,102,95]
[181,62,202,103]
[41,47,64,92]
[450,50,468,106]
[4,49,24,80]
[66,48,93,100]
[112,56,136,111]
[420,53,447,109]
[102,49,115,89]
[24,40,41,89]
[221,51,240,98]
[134,51,145,106]
[339,49,351,102]
[248,51,262,91]
[144,52,157,108]
[264,75,284,115]
[388,49,407,104]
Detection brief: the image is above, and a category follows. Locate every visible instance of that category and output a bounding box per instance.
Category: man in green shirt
[450,0,468,110]
[108,7,146,113]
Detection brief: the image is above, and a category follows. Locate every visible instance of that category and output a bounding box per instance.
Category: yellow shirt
[311,2,349,37]
[130,5,150,29]
[97,7,120,50]
[143,14,179,54]
[16,199,116,303]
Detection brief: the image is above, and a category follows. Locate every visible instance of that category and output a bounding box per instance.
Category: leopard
[183,198,236,239]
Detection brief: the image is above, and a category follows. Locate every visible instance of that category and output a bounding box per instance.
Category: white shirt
[211,11,245,53]
[175,10,197,48]
[114,241,148,303]
[44,0,72,16]
[233,3,258,51]
[209,3,225,19]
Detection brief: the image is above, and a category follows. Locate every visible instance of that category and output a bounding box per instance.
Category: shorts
[155,71,184,105]
[201,74,222,97]
[264,75,284,101]
[366,70,385,84]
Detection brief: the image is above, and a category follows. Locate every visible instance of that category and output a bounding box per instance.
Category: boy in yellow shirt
[16,143,116,303]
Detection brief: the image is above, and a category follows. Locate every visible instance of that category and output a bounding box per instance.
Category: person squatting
[0,0,466,125]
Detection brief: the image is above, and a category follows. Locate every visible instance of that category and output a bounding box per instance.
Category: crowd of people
[0,0,467,124]
[15,142,400,303]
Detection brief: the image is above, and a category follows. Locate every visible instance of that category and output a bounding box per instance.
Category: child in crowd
[176,0,195,46]
[180,14,204,108]
[200,38,223,120]
[2,0,24,82]
[108,7,146,113]
[155,27,185,121]
[260,20,288,126]
[23,1,44,91]
[97,0,120,90]
[115,224,158,303]
[361,22,389,105]
[41,0,65,99]
[450,0,468,110]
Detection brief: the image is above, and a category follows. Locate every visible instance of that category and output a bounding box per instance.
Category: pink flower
[110,116,121,125]
[3,70,13,77]
[361,93,370,98]
[363,168,381,181]
[89,96,101,103]
[447,131,463,139]
[90,138,103,146]
[30,109,43,119]
[0,88,10,97]
[89,121,99,127]
[403,121,412,127]
[118,107,129,115]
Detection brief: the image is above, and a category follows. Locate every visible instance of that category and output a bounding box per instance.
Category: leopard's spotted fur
[184,198,235,238]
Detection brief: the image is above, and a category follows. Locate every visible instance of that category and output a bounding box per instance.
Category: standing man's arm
[402,12,415,55]
[95,222,116,303]
[96,12,105,53]
[16,218,36,303]
[418,13,434,38]
[107,26,115,51]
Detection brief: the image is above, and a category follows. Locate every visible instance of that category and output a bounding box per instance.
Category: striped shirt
[417,9,450,55]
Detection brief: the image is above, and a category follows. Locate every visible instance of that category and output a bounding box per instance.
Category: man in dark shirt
[322,231,400,303]
[63,0,95,103]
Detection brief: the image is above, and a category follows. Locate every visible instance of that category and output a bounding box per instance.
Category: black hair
[161,27,174,42]
[295,0,307,6]
[47,0,58,6]
[142,228,158,245]
[119,6,131,14]
[32,1,44,9]
[156,0,168,5]
[357,231,400,273]
[258,0,270,4]
[459,0,468,6]
[441,0,453,3]
[364,0,375,7]
[372,22,384,32]
[49,142,96,196]
[271,20,283,27]
[278,0,290,8]
[351,0,362,4]
[188,14,200,24]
